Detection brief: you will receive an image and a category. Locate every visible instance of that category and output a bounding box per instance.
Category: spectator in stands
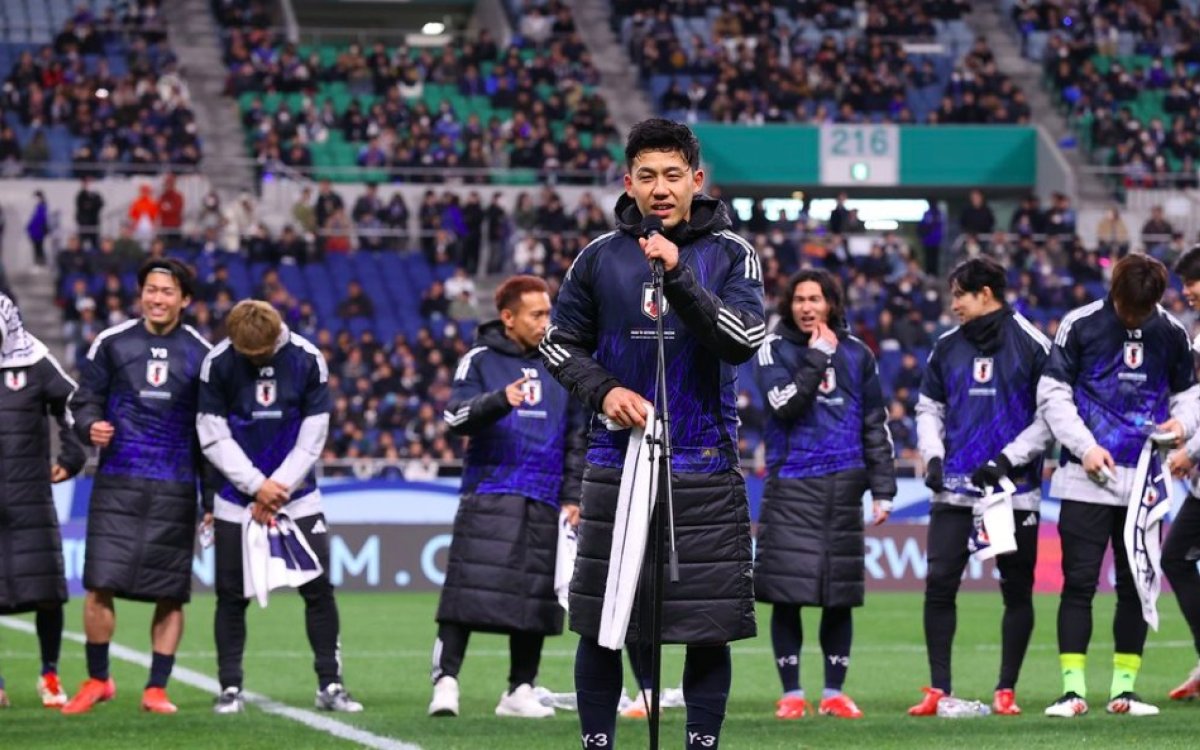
[887,400,919,461]
[197,191,225,234]
[352,184,383,224]
[315,182,345,239]
[74,178,105,250]
[1141,205,1174,257]
[1009,195,1045,238]
[420,281,451,321]
[828,193,851,235]
[22,130,50,177]
[1095,205,1130,257]
[336,278,372,319]
[159,174,185,245]
[292,186,318,238]
[26,191,50,268]
[959,189,996,237]
[129,184,161,246]
[0,126,20,177]
[356,210,387,252]
[919,199,945,274]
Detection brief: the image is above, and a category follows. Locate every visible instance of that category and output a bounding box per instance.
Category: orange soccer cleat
[1168,665,1200,701]
[61,678,116,715]
[907,686,945,716]
[818,693,864,719]
[774,694,809,719]
[993,688,1021,715]
[141,687,178,714]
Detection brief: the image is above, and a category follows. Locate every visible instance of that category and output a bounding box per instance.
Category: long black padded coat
[0,297,86,613]
[752,321,897,608]
[73,319,211,603]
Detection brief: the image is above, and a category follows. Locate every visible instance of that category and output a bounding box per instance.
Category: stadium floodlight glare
[422,22,445,35]
[851,162,870,181]
[95,88,109,99]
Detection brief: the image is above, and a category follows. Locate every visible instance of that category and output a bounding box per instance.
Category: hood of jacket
[613,192,732,246]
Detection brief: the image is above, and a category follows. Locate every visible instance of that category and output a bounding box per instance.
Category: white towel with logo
[554,508,578,611]
[242,508,324,608]
[598,406,661,650]
[1124,437,1174,630]
[969,477,1018,561]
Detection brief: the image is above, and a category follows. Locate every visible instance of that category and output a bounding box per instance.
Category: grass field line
[0,616,423,750]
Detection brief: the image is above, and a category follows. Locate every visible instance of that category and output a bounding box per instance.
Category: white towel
[969,477,1018,561]
[242,508,324,608]
[554,508,577,611]
[597,406,660,650]
[1124,437,1174,630]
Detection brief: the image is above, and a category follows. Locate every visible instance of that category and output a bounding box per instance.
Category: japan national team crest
[256,379,277,407]
[819,367,836,394]
[4,369,26,390]
[641,283,669,321]
[1124,341,1144,369]
[521,379,543,406]
[973,357,994,384]
[146,360,169,387]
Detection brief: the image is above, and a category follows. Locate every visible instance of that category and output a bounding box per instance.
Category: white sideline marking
[0,617,421,750]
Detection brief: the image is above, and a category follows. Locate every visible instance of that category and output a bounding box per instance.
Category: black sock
[819,607,853,693]
[683,645,731,750]
[147,652,175,689]
[36,605,63,675]
[575,637,622,749]
[86,642,110,681]
[770,604,802,694]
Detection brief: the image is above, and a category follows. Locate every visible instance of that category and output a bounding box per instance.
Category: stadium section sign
[820,125,899,186]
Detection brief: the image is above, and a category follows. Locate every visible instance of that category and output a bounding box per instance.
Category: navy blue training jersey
[198,330,331,506]
[756,329,886,479]
[74,319,212,483]
[919,310,1050,494]
[541,195,765,473]
[444,321,583,507]
[1042,298,1195,467]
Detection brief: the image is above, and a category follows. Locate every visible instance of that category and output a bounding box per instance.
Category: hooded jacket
[756,318,895,493]
[445,320,585,507]
[0,294,86,611]
[541,193,766,473]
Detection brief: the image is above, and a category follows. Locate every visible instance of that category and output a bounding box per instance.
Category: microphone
[642,215,665,276]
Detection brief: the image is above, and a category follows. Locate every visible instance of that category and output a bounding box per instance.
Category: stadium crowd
[619,1,1026,126]
[1014,0,1200,188]
[0,2,201,178]
[221,11,619,184]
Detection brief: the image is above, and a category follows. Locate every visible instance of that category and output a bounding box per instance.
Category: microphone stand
[646,258,680,750]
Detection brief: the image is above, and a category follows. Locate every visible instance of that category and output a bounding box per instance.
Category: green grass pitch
[1,592,1197,748]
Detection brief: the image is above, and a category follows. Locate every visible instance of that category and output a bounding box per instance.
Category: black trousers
[214,514,342,691]
[431,621,544,690]
[1163,494,1200,657]
[1056,500,1146,656]
[924,504,1038,692]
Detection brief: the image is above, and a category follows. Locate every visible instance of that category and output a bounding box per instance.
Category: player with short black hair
[64,259,212,715]
[428,275,585,719]
[911,257,1053,717]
